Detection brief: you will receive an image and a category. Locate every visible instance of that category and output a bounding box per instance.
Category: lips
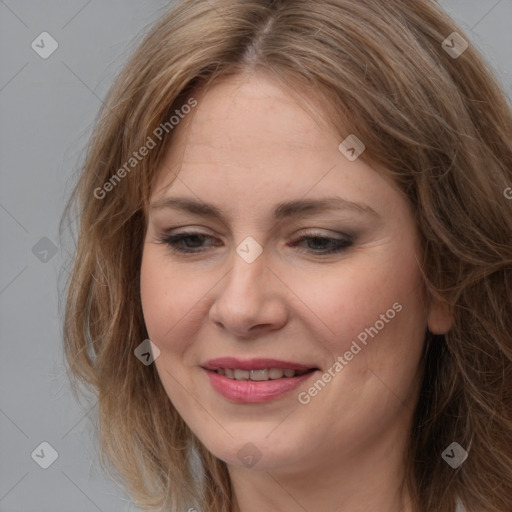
[201,357,320,403]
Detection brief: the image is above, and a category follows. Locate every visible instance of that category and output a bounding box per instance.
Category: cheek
[297,248,424,356]
[140,249,168,341]
[140,249,203,352]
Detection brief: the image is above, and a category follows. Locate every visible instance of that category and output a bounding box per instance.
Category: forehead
[149,72,404,225]
[153,73,344,187]
[198,75,331,149]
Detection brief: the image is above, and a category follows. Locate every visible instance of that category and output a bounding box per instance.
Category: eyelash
[157,231,353,255]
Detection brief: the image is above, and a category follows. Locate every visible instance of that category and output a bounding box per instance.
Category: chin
[201,430,307,471]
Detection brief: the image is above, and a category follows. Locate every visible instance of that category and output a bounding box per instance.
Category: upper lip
[201,357,318,371]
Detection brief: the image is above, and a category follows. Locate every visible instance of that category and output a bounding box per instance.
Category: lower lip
[203,369,317,403]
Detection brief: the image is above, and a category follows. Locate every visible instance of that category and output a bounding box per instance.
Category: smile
[214,367,312,380]
[201,357,320,403]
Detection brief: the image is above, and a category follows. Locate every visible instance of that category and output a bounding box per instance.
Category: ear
[427,300,453,335]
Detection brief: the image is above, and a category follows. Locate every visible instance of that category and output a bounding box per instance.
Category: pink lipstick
[201,357,319,403]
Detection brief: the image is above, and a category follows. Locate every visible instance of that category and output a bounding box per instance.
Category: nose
[208,250,288,338]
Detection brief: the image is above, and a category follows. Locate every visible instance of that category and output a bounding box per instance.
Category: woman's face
[140,72,450,472]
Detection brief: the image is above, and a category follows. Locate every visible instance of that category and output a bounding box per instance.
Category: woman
[61,1,512,511]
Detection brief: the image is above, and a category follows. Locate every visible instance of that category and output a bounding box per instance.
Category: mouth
[201,357,320,403]
[207,367,315,381]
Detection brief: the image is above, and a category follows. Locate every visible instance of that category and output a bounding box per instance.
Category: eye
[158,232,219,253]
[158,230,353,255]
[289,232,353,255]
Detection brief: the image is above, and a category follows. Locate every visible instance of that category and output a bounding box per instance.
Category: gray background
[0,1,511,511]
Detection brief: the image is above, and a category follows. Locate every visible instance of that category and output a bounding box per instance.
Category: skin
[140,71,452,512]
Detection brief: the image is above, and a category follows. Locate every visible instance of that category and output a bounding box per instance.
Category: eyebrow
[149,196,381,221]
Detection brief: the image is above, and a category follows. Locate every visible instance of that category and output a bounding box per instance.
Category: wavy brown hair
[60,0,512,511]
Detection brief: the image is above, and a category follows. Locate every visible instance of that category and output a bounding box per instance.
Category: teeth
[250,369,269,381]
[234,369,250,380]
[269,368,284,379]
[215,368,308,381]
